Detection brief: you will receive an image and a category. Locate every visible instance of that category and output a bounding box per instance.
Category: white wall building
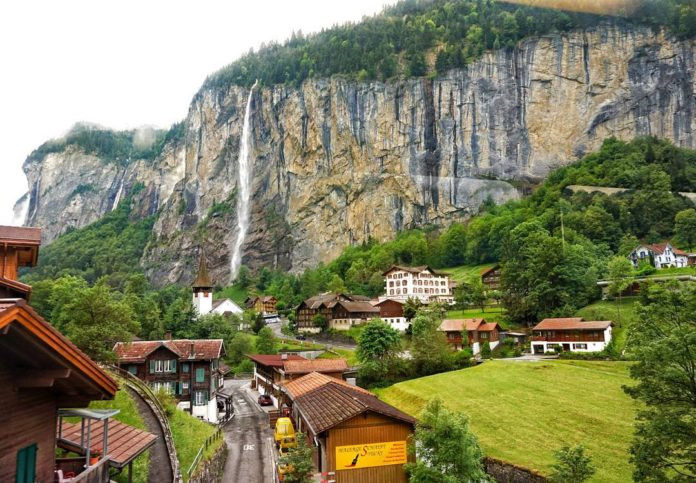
[382,265,454,304]
[530,318,613,354]
[192,252,244,316]
[629,242,690,269]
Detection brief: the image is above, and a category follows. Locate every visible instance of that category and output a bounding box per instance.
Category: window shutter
[149,360,155,374]
[171,359,177,373]
[16,444,37,483]
[196,368,205,383]
[182,363,189,373]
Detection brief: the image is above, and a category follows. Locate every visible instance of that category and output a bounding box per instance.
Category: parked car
[258,394,273,406]
[295,333,306,340]
[274,417,297,450]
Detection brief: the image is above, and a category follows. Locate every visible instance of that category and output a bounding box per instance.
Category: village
[3,218,696,483]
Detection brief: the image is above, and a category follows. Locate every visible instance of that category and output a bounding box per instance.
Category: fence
[107,365,183,482]
[186,428,223,481]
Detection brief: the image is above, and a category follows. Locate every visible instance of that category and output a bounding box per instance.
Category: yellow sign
[335,441,408,470]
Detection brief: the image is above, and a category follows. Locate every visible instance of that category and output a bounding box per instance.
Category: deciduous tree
[624,282,696,481]
[675,208,696,250]
[356,319,401,363]
[255,326,277,355]
[550,445,595,483]
[405,398,488,482]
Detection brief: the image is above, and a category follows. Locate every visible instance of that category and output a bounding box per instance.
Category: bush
[453,348,475,368]
[234,358,254,374]
[154,388,177,418]
[480,342,492,359]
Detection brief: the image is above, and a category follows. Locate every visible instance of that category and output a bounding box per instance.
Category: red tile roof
[113,339,224,362]
[0,225,41,244]
[59,419,157,468]
[533,318,612,331]
[479,322,502,332]
[293,380,415,435]
[641,242,690,256]
[282,371,373,399]
[247,353,306,367]
[439,318,485,332]
[282,358,348,375]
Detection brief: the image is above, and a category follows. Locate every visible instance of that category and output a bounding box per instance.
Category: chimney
[281,353,288,360]
[165,331,172,341]
[189,342,195,358]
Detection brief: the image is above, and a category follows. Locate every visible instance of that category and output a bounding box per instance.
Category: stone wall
[485,458,547,483]
[189,443,228,483]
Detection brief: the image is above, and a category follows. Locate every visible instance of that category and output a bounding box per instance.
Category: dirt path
[127,386,174,482]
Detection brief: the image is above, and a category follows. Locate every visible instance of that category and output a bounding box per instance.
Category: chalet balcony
[531,335,604,343]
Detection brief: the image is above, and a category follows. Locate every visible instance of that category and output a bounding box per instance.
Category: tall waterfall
[229,81,258,281]
[111,178,124,210]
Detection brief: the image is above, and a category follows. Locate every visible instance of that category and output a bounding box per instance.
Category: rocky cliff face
[18,24,696,286]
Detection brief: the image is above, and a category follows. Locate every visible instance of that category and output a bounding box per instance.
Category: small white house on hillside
[629,242,690,269]
[530,318,613,354]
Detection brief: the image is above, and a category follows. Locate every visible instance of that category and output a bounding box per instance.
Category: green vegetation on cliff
[203,0,696,90]
[26,122,185,165]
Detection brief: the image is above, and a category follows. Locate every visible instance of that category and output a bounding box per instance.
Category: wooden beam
[15,368,71,388]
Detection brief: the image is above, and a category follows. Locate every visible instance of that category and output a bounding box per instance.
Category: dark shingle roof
[294,380,415,435]
[192,251,213,289]
[114,339,224,362]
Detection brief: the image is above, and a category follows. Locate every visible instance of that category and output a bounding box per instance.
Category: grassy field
[214,284,248,306]
[89,383,149,483]
[636,266,695,278]
[170,409,222,481]
[375,360,637,482]
[319,347,359,366]
[576,297,639,351]
[445,306,507,325]
[441,263,497,284]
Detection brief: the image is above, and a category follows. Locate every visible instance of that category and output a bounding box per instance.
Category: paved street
[267,320,358,351]
[221,379,276,483]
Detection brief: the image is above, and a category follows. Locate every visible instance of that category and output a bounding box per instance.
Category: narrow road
[267,321,357,351]
[221,379,275,483]
[126,387,174,482]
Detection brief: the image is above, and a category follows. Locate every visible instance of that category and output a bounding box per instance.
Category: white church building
[192,252,244,317]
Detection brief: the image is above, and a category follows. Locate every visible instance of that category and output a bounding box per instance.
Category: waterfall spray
[229,80,258,281]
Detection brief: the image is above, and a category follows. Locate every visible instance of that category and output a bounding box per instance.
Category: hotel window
[573,343,588,350]
[193,390,208,406]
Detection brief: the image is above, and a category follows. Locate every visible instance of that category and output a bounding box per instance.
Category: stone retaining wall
[189,443,228,483]
[485,457,547,483]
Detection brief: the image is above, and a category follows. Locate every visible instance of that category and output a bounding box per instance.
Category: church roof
[192,251,213,289]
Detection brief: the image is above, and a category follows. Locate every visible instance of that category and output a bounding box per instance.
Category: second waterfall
[229,81,258,281]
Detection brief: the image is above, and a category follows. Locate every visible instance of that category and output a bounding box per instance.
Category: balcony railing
[531,335,603,342]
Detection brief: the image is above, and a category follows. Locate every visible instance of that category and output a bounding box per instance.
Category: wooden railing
[107,365,183,482]
[186,428,223,481]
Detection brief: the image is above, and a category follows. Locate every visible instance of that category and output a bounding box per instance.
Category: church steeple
[192,250,213,291]
[192,250,213,315]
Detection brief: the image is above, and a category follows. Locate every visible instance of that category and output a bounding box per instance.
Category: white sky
[0,0,395,224]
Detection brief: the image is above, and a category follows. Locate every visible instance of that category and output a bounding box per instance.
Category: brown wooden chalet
[296,292,378,331]
[0,226,127,483]
[282,372,415,482]
[245,295,278,315]
[248,353,348,406]
[481,264,501,291]
[113,338,225,422]
[438,318,501,352]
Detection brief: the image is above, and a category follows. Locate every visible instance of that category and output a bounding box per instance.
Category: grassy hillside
[441,263,496,284]
[577,298,640,351]
[376,360,637,482]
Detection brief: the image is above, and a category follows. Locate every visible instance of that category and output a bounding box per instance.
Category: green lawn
[319,347,359,366]
[214,283,248,306]
[89,382,149,483]
[170,409,222,481]
[445,306,508,326]
[576,298,639,351]
[375,360,637,482]
[636,266,695,278]
[441,263,497,284]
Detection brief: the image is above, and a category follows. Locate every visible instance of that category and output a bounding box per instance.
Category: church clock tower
[192,251,213,315]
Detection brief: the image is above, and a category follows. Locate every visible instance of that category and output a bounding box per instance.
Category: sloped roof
[0,225,41,244]
[533,318,612,331]
[336,300,379,314]
[294,380,415,435]
[0,299,117,398]
[439,318,485,332]
[247,353,306,367]
[282,358,348,375]
[282,371,373,399]
[212,298,243,311]
[638,242,690,257]
[0,277,32,296]
[59,419,157,468]
[479,322,501,332]
[374,298,405,306]
[301,292,371,310]
[113,339,224,362]
[481,265,501,277]
[383,265,447,276]
[192,251,213,289]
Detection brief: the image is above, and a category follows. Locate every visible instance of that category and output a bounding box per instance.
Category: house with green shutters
[114,337,225,423]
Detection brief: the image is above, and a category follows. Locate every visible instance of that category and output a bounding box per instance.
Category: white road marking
[244,444,255,451]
